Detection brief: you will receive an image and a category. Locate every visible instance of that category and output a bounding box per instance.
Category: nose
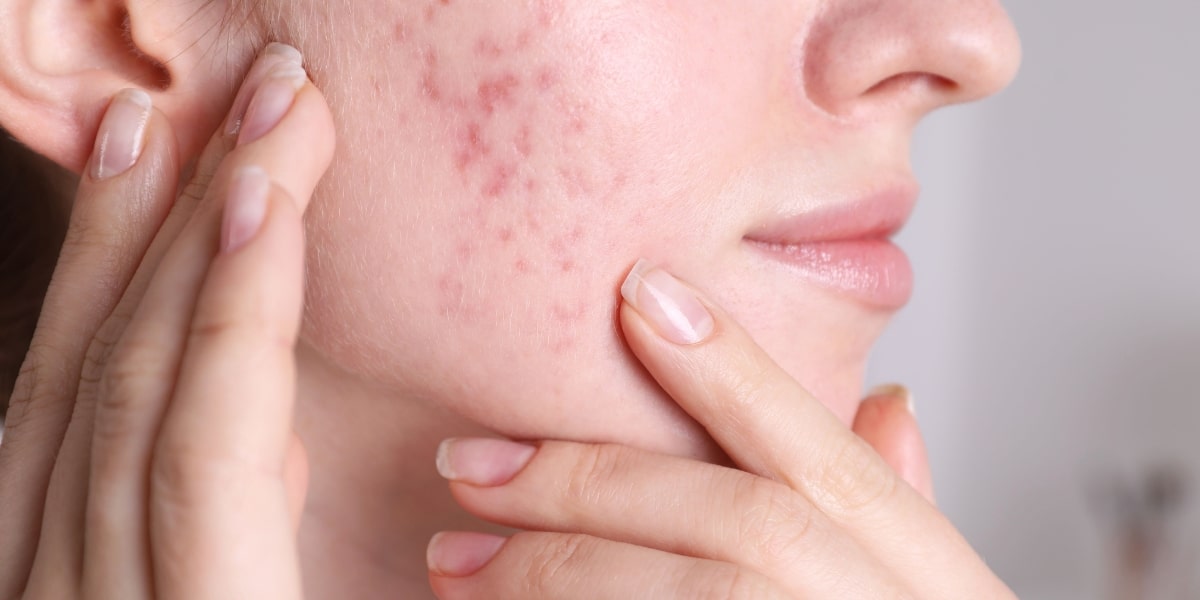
[800,0,1022,119]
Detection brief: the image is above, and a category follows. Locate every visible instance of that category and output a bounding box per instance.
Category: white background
[866,0,1200,596]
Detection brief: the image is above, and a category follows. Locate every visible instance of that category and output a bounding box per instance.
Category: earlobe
[0,0,260,173]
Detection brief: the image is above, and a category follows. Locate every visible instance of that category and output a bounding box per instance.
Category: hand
[0,44,334,598]
[428,262,1010,598]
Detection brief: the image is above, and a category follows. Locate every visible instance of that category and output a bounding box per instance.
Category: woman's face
[293,0,1020,457]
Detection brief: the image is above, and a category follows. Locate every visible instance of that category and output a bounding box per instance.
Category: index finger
[617,260,1002,594]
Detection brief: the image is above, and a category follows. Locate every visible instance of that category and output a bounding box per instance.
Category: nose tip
[801,0,1023,118]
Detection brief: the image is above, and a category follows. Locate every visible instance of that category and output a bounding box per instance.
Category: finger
[852,385,935,504]
[284,434,310,533]
[149,173,308,599]
[439,438,902,598]
[79,45,317,600]
[618,261,1010,596]
[82,57,330,599]
[1,89,179,597]
[428,531,792,600]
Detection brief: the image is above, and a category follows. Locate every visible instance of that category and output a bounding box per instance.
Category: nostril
[864,73,956,97]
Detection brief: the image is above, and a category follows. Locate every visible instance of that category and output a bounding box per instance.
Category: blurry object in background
[1086,464,1195,600]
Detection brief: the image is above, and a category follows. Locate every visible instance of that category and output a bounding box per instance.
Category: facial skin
[0,0,1020,595]
[285,0,1020,457]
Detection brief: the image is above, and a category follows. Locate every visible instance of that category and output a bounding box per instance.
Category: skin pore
[0,0,1020,596]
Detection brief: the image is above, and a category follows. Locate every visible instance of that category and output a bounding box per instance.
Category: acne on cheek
[400,1,637,348]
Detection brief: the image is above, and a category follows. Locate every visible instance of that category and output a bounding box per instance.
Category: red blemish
[514,259,531,273]
[423,5,436,22]
[515,30,533,51]
[522,178,538,194]
[455,122,491,172]
[474,36,505,59]
[559,260,576,273]
[535,67,559,92]
[483,163,516,198]
[394,20,411,42]
[477,73,521,115]
[498,227,514,243]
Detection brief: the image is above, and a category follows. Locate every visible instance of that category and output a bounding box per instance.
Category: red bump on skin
[535,67,559,92]
[522,178,538,194]
[394,19,411,42]
[483,163,516,198]
[559,260,575,273]
[477,73,521,115]
[498,227,514,243]
[474,36,505,59]
[455,122,491,172]
[514,259,531,273]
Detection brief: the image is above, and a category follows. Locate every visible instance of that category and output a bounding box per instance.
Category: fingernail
[225,43,304,137]
[427,532,507,577]
[220,167,271,253]
[620,259,714,345]
[89,89,152,180]
[237,61,307,146]
[436,438,537,487]
[868,384,915,416]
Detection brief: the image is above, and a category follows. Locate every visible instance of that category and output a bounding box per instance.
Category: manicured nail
[621,259,714,345]
[237,61,307,146]
[868,384,915,416]
[427,532,507,577]
[220,167,270,253]
[436,438,537,487]
[225,43,304,137]
[89,89,152,180]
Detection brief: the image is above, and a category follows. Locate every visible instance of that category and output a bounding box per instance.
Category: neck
[291,342,504,598]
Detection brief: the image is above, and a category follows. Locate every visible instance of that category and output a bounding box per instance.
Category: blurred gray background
[866,0,1200,596]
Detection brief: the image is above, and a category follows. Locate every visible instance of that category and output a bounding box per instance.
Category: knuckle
[79,314,128,392]
[519,533,592,595]
[734,476,817,567]
[561,444,628,510]
[813,436,901,516]
[189,299,292,353]
[150,439,279,510]
[694,563,785,600]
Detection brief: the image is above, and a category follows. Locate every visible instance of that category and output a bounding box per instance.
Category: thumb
[852,385,936,504]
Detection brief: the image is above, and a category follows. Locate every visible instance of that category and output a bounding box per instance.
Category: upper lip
[743,182,919,246]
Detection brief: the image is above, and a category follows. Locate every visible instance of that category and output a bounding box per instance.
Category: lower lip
[745,238,914,309]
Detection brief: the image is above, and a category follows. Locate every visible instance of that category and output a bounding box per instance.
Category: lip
[743,185,918,309]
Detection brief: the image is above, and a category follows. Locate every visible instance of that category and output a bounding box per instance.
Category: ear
[0,0,262,173]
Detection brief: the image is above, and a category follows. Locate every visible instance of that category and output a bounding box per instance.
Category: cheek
[300,1,784,440]
[324,5,704,332]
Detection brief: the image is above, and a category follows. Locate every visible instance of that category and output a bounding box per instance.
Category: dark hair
[0,131,73,418]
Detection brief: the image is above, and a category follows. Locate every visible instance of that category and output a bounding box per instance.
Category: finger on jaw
[148,180,307,598]
[429,531,791,600]
[0,93,180,597]
[852,388,935,504]
[442,439,898,598]
[78,48,331,597]
[617,262,996,594]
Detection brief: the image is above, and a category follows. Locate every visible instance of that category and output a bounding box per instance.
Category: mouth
[742,184,918,310]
